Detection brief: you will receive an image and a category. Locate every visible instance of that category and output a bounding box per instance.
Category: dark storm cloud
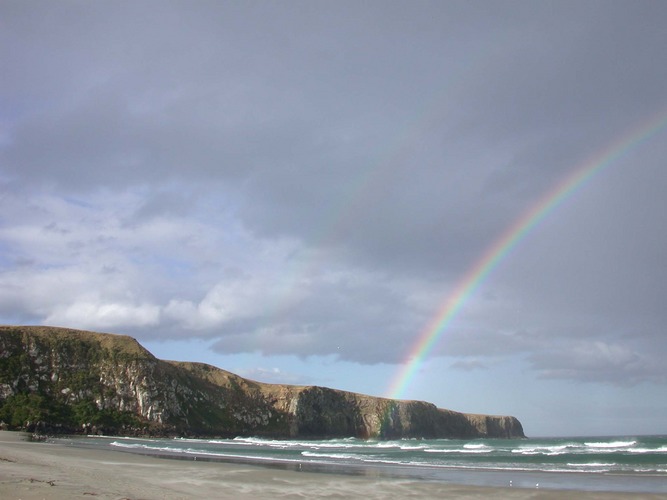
[1,1,667,385]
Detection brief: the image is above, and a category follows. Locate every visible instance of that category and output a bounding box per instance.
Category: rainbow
[387,108,667,400]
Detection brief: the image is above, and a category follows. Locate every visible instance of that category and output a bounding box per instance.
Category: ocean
[56,434,667,494]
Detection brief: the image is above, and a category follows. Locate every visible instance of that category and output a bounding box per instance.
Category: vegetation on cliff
[0,325,525,439]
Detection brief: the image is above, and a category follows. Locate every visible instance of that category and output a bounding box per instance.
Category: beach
[0,432,665,499]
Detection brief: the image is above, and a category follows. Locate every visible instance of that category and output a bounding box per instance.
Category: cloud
[450,359,488,372]
[163,277,286,331]
[529,340,666,386]
[45,301,160,331]
[235,366,311,386]
[206,268,430,364]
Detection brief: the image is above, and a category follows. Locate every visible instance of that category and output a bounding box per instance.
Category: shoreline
[1,431,666,499]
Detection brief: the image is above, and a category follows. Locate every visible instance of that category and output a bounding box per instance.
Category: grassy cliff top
[0,325,154,359]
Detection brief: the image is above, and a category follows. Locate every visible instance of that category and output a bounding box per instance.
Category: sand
[1,431,665,499]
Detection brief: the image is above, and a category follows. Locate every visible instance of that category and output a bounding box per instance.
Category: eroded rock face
[0,326,525,439]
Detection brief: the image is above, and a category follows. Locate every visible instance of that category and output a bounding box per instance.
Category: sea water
[59,434,667,493]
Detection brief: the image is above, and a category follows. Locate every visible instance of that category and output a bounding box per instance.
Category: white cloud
[163,277,280,331]
[235,366,310,386]
[45,300,160,331]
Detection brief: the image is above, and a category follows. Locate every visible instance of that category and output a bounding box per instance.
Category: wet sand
[1,431,665,499]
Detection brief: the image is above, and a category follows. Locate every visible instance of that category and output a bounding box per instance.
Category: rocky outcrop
[0,325,525,439]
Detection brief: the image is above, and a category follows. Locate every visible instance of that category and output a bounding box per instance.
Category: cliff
[0,325,525,439]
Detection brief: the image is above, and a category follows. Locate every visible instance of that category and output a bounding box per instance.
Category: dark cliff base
[0,325,525,439]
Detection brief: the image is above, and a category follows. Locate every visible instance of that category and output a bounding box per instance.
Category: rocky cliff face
[0,326,524,439]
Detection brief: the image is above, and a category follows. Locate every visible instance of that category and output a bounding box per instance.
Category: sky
[1,0,666,437]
